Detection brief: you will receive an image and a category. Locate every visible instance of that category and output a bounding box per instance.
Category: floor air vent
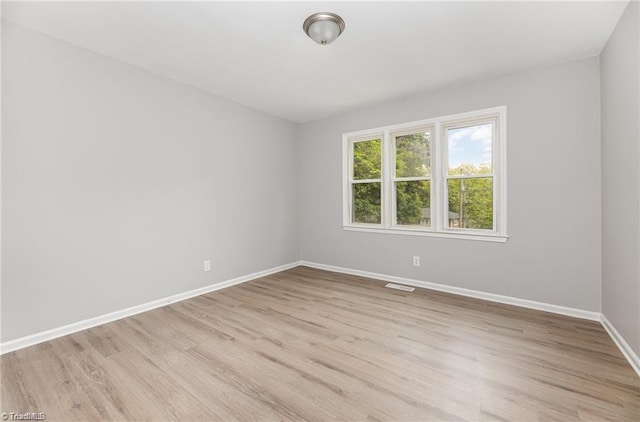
[385,283,415,292]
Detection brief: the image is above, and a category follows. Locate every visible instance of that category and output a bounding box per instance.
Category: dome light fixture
[303,12,345,45]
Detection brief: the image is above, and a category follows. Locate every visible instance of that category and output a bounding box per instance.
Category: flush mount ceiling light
[303,12,345,45]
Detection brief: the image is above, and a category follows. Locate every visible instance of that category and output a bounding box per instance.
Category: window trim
[342,106,508,243]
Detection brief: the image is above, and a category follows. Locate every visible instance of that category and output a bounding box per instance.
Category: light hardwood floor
[1,266,638,421]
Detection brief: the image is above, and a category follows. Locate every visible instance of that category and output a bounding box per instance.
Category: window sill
[342,225,509,243]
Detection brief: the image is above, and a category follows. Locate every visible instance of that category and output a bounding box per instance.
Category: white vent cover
[385,283,415,292]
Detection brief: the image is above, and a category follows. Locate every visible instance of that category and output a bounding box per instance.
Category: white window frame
[342,106,508,243]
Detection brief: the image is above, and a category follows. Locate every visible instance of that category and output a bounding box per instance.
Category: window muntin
[343,107,507,242]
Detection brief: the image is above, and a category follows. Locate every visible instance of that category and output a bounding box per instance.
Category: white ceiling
[2,1,629,123]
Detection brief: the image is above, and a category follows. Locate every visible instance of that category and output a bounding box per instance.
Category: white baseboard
[600,314,640,377]
[299,261,601,321]
[0,261,300,355]
[4,259,638,380]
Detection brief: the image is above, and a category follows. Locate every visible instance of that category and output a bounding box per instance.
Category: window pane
[395,131,430,177]
[353,139,381,180]
[396,180,431,227]
[447,123,492,175]
[353,182,381,224]
[447,178,493,230]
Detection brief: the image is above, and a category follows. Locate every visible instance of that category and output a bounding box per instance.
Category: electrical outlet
[413,256,420,267]
[203,260,211,272]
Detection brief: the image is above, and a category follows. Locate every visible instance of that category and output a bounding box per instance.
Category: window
[393,127,432,228]
[351,136,382,224]
[342,107,507,242]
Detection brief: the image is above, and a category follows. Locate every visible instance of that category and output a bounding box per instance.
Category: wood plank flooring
[1,266,638,421]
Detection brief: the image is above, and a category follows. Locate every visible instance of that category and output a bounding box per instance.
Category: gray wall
[1,23,299,342]
[601,1,640,356]
[299,57,602,312]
